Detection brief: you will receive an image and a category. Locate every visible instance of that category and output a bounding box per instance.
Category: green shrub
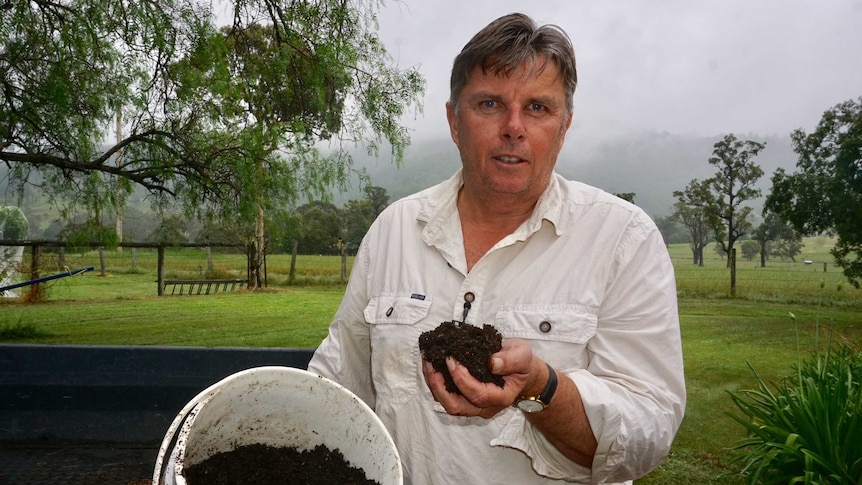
[0,322,49,339]
[727,345,862,484]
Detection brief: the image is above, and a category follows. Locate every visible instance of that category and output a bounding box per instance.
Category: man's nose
[501,108,526,140]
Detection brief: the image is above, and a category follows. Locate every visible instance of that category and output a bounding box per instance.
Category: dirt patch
[418,321,504,394]
[182,443,379,485]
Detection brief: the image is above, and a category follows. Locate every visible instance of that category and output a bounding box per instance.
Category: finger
[446,358,511,411]
[422,360,448,400]
[491,339,533,376]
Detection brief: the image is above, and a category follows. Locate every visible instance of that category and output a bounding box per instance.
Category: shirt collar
[419,170,566,242]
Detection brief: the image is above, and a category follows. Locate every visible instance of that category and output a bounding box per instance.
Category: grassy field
[2,239,861,484]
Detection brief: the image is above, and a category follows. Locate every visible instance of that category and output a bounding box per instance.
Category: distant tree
[614,192,636,204]
[751,212,797,267]
[146,215,189,244]
[117,205,160,243]
[672,179,717,266]
[653,215,688,245]
[297,202,341,255]
[342,199,374,252]
[770,235,804,262]
[740,240,760,262]
[364,185,391,220]
[42,219,65,240]
[714,242,728,259]
[765,97,862,288]
[706,134,766,296]
[195,218,245,247]
[61,220,119,251]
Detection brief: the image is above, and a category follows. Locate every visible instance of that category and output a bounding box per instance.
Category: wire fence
[671,256,859,303]
[3,241,860,304]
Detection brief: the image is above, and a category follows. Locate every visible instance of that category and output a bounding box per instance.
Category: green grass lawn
[2,241,861,484]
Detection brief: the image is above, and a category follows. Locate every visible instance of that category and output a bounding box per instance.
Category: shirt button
[539,321,552,333]
[464,292,475,303]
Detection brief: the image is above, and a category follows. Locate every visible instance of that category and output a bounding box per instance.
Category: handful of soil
[183,443,379,485]
[418,321,504,394]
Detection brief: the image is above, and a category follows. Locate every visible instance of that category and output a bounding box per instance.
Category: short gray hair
[449,13,577,113]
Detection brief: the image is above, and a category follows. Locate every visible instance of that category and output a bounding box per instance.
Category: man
[308,12,685,484]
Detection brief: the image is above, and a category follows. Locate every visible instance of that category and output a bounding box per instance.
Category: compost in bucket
[183,443,380,485]
[153,366,402,485]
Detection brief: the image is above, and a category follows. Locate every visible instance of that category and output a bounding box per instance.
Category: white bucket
[152,366,402,485]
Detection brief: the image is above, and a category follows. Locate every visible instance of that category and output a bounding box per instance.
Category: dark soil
[418,321,504,394]
[182,443,380,485]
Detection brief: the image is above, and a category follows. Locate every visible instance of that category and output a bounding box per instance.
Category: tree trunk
[249,203,266,289]
[115,106,124,252]
[26,244,42,302]
[157,245,165,296]
[730,248,737,297]
[289,239,298,281]
[340,241,348,280]
[98,246,106,276]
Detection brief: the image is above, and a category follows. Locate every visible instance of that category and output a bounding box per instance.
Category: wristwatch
[513,363,557,413]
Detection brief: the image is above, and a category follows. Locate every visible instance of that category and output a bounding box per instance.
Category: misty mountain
[343,131,798,218]
[2,131,800,238]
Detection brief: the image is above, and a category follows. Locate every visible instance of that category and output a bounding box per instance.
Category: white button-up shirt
[308,171,686,484]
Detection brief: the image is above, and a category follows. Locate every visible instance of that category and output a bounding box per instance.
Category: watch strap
[514,362,557,412]
[538,362,557,406]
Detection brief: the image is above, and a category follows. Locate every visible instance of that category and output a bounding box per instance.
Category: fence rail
[0,240,245,299]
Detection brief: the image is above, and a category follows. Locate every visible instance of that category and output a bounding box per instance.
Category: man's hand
[422,338,547,419]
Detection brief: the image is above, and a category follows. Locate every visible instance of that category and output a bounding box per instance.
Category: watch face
[516,398,545,413]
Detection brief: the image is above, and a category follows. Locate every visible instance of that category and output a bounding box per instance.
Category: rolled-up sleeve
[493,222,686,483]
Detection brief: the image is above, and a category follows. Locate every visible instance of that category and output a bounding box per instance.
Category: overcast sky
[375,1,862,145]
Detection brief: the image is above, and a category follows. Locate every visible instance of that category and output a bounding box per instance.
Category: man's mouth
[497,156,523,164]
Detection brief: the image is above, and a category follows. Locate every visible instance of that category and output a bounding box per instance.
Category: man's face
[446,58,573,203]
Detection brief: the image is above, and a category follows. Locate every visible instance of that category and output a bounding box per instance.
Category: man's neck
[456,185,540,231]
[457,188,540,271]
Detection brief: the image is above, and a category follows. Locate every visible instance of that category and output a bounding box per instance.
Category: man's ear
[446,102,459,147]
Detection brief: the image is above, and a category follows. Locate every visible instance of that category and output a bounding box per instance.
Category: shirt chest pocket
[494,304,598,345]
[365,294,433,405]
[364,294,433,325]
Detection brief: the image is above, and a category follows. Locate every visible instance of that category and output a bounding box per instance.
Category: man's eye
[481,100,497,109]
[530,103,546,113]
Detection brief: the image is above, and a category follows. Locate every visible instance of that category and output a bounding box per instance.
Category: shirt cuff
[490,369,625,483]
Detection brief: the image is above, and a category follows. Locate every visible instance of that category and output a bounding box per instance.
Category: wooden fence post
[157,245,165,296]
[27,243,42,302]
[98,247,106,276]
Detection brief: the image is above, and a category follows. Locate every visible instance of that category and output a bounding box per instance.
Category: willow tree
[1,1,217,213]
[171,8,422,287]
[1,0,424,287]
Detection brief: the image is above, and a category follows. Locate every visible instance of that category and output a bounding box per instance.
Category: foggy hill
[345,131,798,218]
[2,131,800,235]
